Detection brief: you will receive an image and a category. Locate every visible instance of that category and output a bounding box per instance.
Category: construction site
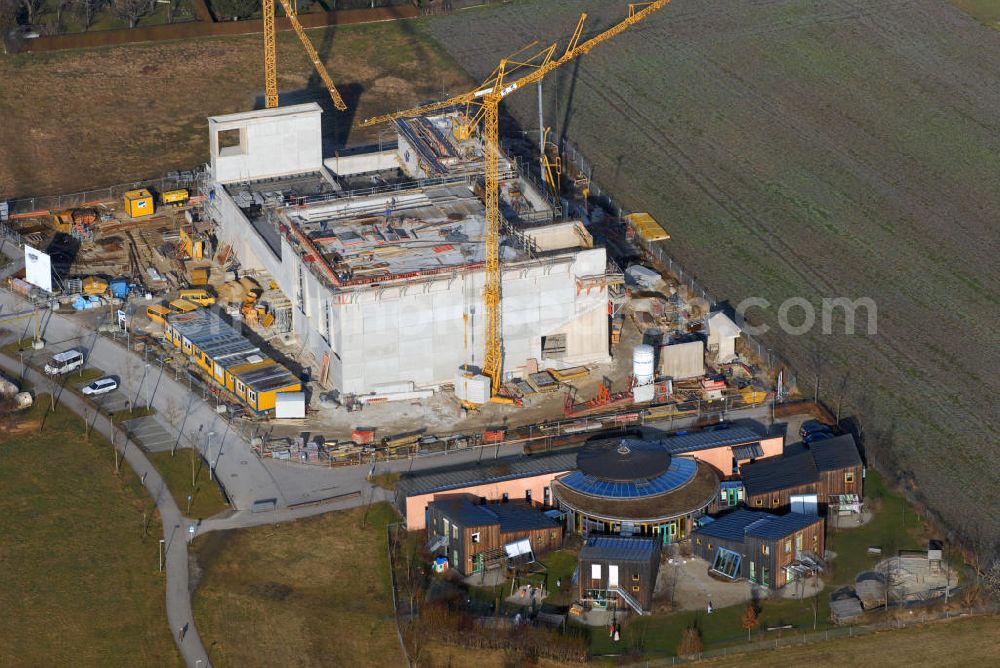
[1,0,785,462]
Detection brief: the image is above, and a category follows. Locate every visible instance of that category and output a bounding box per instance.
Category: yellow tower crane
[262,0,347,111]
[362,1,670,401]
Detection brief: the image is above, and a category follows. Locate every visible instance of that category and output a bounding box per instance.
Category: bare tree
[112,0,149,28]
[75,0,104,30]
[54,0,75,28]
[163,396,183,455]
[0,0,19,34]
[20,0,45,25]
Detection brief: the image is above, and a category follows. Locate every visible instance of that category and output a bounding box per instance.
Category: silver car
[82,377,118,396]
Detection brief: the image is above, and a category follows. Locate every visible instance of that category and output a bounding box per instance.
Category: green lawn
[588,594,832,657]
[825,470,930,586]
[0,396,180,665]
[953,0,1000,27]
[148,449,230,520]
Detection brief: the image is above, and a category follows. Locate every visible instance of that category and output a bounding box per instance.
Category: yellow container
[178,289,215,306]
[161,189,189,207]
[146,305,171,324]
[190,267,210,285]
[81,276,109,295]
[168,298,199,314]
[123,189,154,218]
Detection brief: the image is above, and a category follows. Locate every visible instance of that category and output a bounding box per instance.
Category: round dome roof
[576,439,671,482]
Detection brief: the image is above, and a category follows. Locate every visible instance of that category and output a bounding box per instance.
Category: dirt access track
[422,0,1000,550]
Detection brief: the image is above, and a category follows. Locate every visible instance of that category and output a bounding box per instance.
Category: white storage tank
[632,344,655,386]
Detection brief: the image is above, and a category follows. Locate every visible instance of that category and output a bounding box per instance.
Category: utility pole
[207,431,215,482]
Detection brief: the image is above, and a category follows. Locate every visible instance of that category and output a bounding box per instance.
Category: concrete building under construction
[202,103,615,395]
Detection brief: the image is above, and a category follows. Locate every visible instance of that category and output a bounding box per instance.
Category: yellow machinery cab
[160,189,190,207]
[178,289,215,306]
[168,298,199,314]
[123,189,155,218]
[146,304,171,324]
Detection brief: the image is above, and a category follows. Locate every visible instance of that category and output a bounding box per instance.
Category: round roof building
[553,438,719,544]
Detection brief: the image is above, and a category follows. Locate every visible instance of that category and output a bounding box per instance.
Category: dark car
[804,430,834,444]
[800,420,832,440]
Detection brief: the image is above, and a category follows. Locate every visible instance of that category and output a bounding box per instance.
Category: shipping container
[123,189,154,218]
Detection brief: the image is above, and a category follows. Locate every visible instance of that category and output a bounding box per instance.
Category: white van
[44,349,85,375]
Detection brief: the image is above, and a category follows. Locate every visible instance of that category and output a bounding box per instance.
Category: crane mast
[262,0,347,111]
[363,1,671,400]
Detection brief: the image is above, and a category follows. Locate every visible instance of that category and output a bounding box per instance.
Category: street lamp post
[207,431,215,482]
[159,538,165,572]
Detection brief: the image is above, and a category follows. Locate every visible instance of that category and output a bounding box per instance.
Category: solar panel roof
[558,456,697,499]
[659,425,764,454]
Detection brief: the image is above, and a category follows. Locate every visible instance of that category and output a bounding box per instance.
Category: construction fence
[559,139,798,395]
[3,170,206,219]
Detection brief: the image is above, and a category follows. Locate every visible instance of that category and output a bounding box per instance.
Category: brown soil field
[0,20,468,198]
[423,0,1000,551]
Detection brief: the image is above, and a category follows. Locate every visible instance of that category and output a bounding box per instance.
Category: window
[632,585,640,593]
[591,564,601,579]
[451,525,458,540]
[543,486,551,505]
[525,489,532,503]
[502,492,509,502]
[471,532,480,544]
[845,471,855,483]
[696,538,701,545]
[755,498,764,507]
[785,540,792,554]
[813,533,818,542]
[217,128,245,157]
[710,547,743,580]
[708,543,713,550]
[632,574,640,582]
[762,544,770,556]
[247,390,256,405]
[772,497,780,507]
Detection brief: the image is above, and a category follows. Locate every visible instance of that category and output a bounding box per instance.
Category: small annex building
[426,497,562,576]
[741,434,863,512]
[692,509,825,590]
[578,536,661,614]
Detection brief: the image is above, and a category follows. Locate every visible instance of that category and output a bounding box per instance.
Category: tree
[55,0,75,28]
[112,0,149,28]
[212,0,257,20]
[676,626,702,657]
[984,560,1000,602]
[741,604,760,641]
[163,396,183,455]
[75,0,105,30]
[20,0,45,25]
[1,0,21,33]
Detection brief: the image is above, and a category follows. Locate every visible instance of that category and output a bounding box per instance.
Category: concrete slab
[124,415,176,452]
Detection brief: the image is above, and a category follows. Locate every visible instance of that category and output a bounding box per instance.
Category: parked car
[82,377,118,396]
[799,420,832,439]
[804,430,834,444]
